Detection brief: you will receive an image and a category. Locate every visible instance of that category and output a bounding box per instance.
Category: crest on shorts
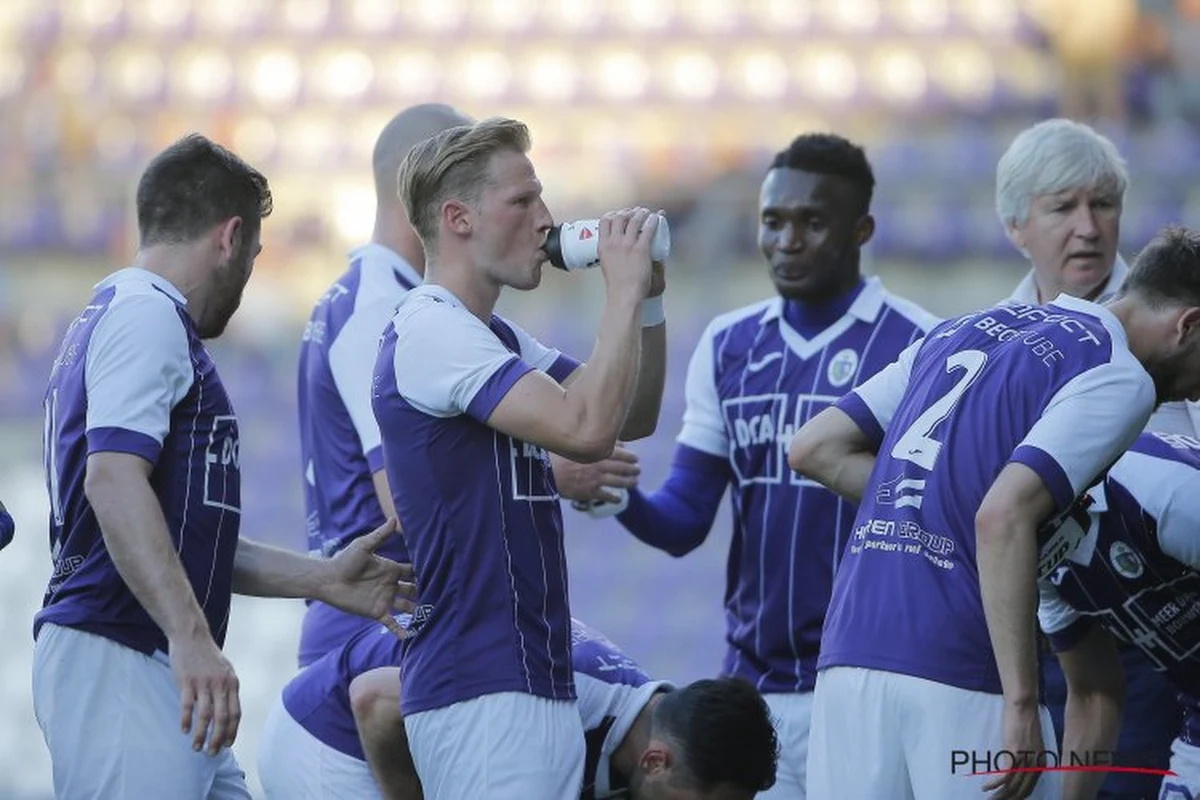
[827,348,859,388]
[1109,541,1144,580]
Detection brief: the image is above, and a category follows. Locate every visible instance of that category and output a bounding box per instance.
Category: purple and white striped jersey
[824,295,1155,693]
[281,618,668,799]
[296,243,421,667]
[35,268,242,656]
[372,284,581,715]
[679,277,937,693]
[1039,431,1200,746]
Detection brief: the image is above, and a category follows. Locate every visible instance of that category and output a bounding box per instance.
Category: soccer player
[258,617,779,799]
[32,135,415,799]
[996,117,1184,797]
[611,132,937,797]
[789,226,1200,799]
[0,499,13,551]
[372,117,667,798]
[1038,431,1200,800]
[297,103,645,668]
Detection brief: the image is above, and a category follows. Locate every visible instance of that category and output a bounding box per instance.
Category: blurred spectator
[1028,0,1139,125]
[1141,0,1200,127]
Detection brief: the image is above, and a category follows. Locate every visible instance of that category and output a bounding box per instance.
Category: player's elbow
[974,498,1026,546]
[787,426,830,482]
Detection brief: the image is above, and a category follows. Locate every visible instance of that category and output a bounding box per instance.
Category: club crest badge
[827,348,859,388]
[1109,541,1144,580]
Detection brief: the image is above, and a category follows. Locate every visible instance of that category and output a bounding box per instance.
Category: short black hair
[651,678,778,793]
[136,133,273,246]
[769,133,875,214]
[1122,225,1200,308]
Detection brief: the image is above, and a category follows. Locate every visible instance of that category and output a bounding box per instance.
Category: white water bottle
[544,215,671,271]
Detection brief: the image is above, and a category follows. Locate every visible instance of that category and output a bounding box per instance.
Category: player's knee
[349,667,403,732]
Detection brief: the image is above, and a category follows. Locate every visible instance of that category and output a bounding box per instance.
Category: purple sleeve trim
[1046,618,1094,653]
[87,427,161,466]
[547,354,581,384]
[0,510,13,551]
[1010,444,1074,511]
[836,392,884,449]
[365,445,385,474]
[466,357,535,423]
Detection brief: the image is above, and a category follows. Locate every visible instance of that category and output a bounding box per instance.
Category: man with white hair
[995,117,1183,797]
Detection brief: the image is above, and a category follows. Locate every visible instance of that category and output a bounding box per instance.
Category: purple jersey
[282,617,668,800]
[824,296,1155,693]
[372,284,581,715]
[678,278,937,692]
[1040,432,1200,746]
[296,244,420,667]
[35,269,242,655]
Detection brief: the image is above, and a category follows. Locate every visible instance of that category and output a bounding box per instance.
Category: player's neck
[611,692,666,783]
[371,212,426,277]
[423,259,502,323]
[132,243,211,320]
[782,278,865,337]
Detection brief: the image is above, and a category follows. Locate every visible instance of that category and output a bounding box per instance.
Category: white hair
[995,119,1128,228]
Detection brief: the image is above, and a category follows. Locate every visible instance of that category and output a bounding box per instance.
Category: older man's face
[1010,185,1121,302]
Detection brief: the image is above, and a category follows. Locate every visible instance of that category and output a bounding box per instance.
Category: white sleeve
[329,299,395,460]
[85,291,194,448]
[1011,359,1155,510]
[1037,577,1084,635]
[392,302,530,420]
[844,337,923,432]
[1153,469,1200,570]
[506,318,567,374]
[676,321,727,457]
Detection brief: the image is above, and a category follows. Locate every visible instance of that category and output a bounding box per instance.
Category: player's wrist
[640,295,665,327]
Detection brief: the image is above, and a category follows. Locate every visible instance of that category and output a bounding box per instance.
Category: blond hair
[397,116,531,246]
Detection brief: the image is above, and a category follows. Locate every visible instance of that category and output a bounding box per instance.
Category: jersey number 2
[891,350,987,471]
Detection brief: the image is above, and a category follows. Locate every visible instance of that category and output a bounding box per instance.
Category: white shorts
[32,623,250,800]
[758,692,813,800]
[258,697,381,800]
[807,666,1061,800]
[1159,737,1200,799]
[405,692,584,800]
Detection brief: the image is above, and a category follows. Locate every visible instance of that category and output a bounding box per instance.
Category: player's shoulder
[97,271,189,334]
[702,298,776,342]
[391,284,465,327]
[876,283,940,333]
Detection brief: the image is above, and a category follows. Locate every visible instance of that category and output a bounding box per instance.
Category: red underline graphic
[970,766,1178,777]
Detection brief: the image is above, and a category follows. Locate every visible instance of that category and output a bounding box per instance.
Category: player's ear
[639,745,670,775]
[1176,305,1200,345]
[215,216,243,261]
[854,214,875,247]
[442,198,472,237]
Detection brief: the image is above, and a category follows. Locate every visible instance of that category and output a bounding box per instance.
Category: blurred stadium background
[1,0,1197,796]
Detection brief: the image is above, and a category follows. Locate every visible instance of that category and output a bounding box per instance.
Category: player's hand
[983,703,1045,799]
[322,518,418,640]
[550,445,640,504]
[169,631,241,756]
[597,207,657,301]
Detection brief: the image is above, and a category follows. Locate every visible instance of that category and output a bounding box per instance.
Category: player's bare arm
[232,519,416,639]
[976,462,1057,799]
[1057,625,1125,800]
[349,667,421,800]
[787,406,878,502]
[487,209,657,463]
[85,451,239,756]
[371,469,398,520]
[549,445,641,504]
[621,259,668,440]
